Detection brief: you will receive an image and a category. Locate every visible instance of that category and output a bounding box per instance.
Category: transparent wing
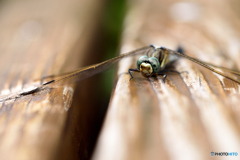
[40,46,150,88]
[201,62,240,76]
[166,48,240,84]
[0,46,150,102]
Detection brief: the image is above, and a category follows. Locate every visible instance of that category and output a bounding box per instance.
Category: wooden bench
[0,0,239,160]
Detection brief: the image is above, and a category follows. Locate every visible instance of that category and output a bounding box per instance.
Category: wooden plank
[93,0,240,160]
[0,0,105,160]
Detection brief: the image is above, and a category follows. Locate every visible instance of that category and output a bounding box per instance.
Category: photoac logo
[210,151,238,157]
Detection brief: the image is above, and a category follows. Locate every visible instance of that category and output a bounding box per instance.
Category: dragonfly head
[137,55,160,77]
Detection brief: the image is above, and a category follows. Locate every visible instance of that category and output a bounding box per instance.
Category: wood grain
[93,0,240,160]
[0,0,105,160]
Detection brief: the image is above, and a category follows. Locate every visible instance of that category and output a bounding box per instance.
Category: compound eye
[137,55,149,70]
[149,57,160,73]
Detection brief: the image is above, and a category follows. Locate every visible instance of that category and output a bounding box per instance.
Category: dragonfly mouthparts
[140,63,153,77]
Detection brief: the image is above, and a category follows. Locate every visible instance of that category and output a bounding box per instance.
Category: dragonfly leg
[128,69,140,80]
[157,73,167,82]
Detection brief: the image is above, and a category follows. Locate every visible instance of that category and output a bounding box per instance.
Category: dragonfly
[1,44,240,102]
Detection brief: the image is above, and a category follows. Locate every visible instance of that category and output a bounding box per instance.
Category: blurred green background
[100,0,127,103]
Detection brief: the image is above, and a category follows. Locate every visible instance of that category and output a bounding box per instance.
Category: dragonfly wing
[0,46,150,102]
[200,62,240,76]
[166,48,240,84]
[39,46,151,88]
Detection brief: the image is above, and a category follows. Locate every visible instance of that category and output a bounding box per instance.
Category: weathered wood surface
[0,0,105,160]
[93,0,240,160]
